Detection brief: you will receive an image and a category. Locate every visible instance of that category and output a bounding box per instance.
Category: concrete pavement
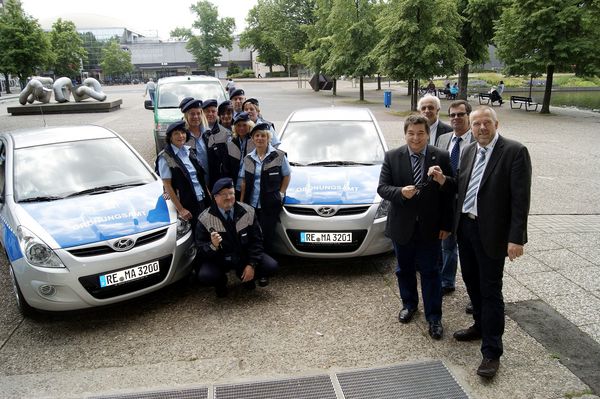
[0,80,599,398]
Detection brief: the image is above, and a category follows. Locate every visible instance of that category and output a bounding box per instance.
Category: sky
[20,0,258,39]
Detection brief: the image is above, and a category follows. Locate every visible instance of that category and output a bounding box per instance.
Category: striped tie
[462,147,487,213]
[450,137,462,175]
[412,153,423,186]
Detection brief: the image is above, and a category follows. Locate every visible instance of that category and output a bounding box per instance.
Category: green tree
[49,18,88,78]
[297,0,333,88]
[0,0,53,90]
[324,0,380,101]
[373,0,465,110]
[456,0,503,100]
[173,1,235,73]
[100,40,133,78]
[239,3,286,74]
[495,0,600,113]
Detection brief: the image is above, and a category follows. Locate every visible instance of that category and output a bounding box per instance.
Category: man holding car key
[377,114,454,340]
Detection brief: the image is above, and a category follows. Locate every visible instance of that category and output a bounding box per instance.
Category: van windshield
[157,81,227,108]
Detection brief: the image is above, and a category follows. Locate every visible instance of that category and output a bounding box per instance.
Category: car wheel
[9,265,37,318]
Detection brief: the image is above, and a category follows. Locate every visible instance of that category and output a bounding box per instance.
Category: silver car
[275,107,392,258]
[1,126,196,315]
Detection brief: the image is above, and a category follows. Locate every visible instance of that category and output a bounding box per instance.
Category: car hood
[285,165,381,205]
[18,182,171,249]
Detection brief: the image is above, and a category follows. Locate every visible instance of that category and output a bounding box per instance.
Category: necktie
[450,137,462,175]
[462,147,487,213]
[225,210,233,222]
[411,153,423,186]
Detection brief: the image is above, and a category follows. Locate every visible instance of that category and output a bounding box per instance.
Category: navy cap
[250,122,271,136]
[178,96,194,110]
[217,100,233,115]
[202,99,218,109]
[233,111,250,125]
[165,120,188,141]
[230,88,245,99]
[242,98,259,108]
[180,98,202,113]
[211,177,234,196]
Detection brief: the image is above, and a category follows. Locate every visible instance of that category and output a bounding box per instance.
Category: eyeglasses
[415,175,433,190]
[449,112,468,118]
[420,105,436,111]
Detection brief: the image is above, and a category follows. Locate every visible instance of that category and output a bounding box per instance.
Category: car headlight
[17,226,65,268]
[374,199,390,219]
[176,217,191,239]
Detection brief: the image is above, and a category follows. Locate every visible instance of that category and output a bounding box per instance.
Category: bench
[510,95,539,112]
[478,92,501,106]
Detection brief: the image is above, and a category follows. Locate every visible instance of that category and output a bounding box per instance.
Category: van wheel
[9,265,37,318]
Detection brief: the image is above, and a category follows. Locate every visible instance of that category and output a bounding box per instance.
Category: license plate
[99,261,160,288]
[300,232,353,243]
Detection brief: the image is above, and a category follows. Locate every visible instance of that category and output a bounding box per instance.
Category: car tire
[9,265,37,318]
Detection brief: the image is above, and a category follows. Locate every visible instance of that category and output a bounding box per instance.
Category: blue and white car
[275,107,392,258]
[0,126,196,315]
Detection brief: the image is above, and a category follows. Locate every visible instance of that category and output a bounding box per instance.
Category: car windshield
[279,120,385,165]
[157,81,226,108]
[14,137,155,202]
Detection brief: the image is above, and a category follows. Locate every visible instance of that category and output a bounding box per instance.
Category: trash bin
[384,90,392,108]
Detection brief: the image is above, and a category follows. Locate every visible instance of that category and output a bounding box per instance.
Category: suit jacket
[445,135,532,259]
[436,130,474,152]
[377,145,454,245]
[432,120,453,146]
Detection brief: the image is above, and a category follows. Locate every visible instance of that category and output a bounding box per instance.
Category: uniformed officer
[229,88,246,117]
[242,98,281,148]
[196,177,279,297]
[217,100,234,134]
[239,123,291,254]
[226,112,255,197]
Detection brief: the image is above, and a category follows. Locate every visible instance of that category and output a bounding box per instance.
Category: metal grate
[68,228,168,257]
[336,360,469,399]
[284,205,370,217]
[88,387,208,399]
[215,375,337,399]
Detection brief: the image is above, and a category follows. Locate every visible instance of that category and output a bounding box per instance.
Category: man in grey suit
[435,100,474,296]
[378,115,454,340]
[429,106,532,378]
[418,94,453,146]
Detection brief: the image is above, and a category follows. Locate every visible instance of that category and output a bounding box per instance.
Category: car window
[157,81,226,108]
[279,121,385,165]
[13,137,155,202]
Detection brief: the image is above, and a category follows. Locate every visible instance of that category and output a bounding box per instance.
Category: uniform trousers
[457,215,505,359]
[197,254,278,289]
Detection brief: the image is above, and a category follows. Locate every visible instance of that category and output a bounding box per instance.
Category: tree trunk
[314,70,320,92]
[377,74,381,91]
[359,75,364,101]
[458,64,469,100]
[2,73,11,94]
[269,65,273,74]
[411,79,419,111]
[407,79,413,96]
[541,64,554,114]
[333,78,337,96]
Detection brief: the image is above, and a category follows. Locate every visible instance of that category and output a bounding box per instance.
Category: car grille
[78,255,172,299]
[67,228,168,257]
[284,205,370,217]
[286,229,367,253]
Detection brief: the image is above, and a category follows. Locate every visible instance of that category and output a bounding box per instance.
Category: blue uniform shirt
[158,144,205,201]
[190,129,210,184]
[240,144,291,208]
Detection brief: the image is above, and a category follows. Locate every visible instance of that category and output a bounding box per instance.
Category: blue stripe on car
[4,224,23,261]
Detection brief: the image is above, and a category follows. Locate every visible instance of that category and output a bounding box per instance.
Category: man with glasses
[378,115,454,340]
[435,101,474,298]
[418,94,453,146]
[195,178,279,297]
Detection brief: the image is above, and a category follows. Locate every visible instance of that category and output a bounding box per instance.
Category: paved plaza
[0,80,599,398]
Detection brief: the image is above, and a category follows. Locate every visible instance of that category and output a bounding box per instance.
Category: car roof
[2,125,118,149]
[157,75,221,85]
[286,107,374,122]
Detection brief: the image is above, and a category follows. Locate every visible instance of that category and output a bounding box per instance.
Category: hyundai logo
[112,238,135,252]
[316,207,336,217]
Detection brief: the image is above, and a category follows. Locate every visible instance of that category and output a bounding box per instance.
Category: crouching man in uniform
[195,177,278,297]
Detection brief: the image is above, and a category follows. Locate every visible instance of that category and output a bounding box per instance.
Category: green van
[145,75,228,153]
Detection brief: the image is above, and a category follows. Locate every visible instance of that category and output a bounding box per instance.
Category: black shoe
[477,358,500,378]
[442,286,455,296]
[398,308,417,324]
[242,280,256,290]
[428,320,443,340]
[257,277,269,287]
[453,325,482,341]
[465,301,474,314]
[215,285,228,298]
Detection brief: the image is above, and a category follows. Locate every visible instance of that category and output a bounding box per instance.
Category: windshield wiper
[288,161,306,166]
[19,196,64,203]
[66,182,146,198]
[306,160,374,166]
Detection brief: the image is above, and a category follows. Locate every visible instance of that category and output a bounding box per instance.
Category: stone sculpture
[20,76,107,104]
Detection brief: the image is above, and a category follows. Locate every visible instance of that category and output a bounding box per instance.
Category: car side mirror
[144,100,154,110]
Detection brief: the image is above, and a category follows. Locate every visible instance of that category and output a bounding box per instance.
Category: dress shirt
[462,133,500,216]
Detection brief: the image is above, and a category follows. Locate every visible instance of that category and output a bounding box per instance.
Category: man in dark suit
[378,114,454,340]
[429,106,532,378]
[418,94,453,146]
[435,100,474,296]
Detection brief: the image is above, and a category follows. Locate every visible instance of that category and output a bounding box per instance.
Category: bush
[230,69,256,79]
